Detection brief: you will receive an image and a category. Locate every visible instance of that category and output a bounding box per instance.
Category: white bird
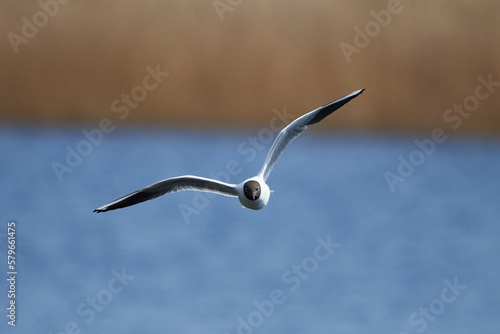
[94,89,364,213]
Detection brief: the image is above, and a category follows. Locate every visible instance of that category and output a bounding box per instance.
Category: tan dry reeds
[1,0,499,133]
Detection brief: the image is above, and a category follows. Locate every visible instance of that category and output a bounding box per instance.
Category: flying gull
[94,89,364,212]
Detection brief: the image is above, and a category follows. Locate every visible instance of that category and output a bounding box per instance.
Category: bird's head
[243,180,261,201]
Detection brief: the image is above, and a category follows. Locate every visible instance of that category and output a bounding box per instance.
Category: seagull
[94,89,364,213]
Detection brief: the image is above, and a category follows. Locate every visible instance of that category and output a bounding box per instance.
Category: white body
[237,177,271,210]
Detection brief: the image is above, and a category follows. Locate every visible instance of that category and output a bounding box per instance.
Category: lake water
[1,124,499,334]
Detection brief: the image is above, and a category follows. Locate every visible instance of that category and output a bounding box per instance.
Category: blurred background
[1,1,499,333]
[1,0,499,131]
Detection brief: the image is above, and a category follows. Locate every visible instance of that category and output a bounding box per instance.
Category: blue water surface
[0,124,499,334]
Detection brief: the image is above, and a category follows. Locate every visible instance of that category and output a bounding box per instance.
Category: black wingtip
[306,89,365,126]
[351,88,365,96]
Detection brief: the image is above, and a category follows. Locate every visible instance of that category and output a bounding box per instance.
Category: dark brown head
[243,180,261,201]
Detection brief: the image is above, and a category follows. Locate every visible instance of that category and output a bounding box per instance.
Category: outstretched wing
[94,175,238,213]
[258,89,364,181]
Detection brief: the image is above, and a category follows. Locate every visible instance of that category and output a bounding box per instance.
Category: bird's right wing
[258,89,364,181]
[94,175,238,212]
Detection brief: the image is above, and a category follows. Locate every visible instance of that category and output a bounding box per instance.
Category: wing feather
[258,89,364,181]
[94,175,238,213]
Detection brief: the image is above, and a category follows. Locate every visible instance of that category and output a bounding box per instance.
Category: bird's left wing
[94,175,238,213]
[258,89,364,181]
